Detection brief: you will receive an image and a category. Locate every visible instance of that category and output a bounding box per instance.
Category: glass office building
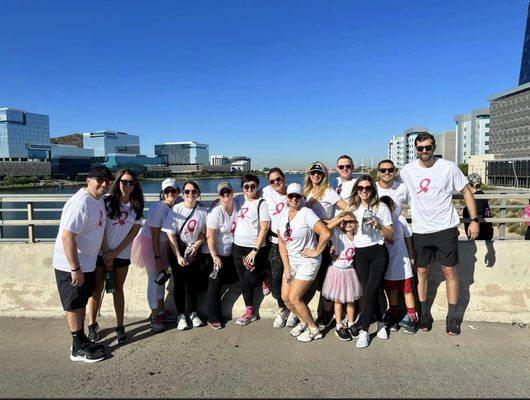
[155,141,209,165]
[519,3,530,85]
[0,108,51,160]
[82,131,140,157]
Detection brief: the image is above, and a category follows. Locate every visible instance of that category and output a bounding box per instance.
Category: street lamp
[508,161,519,188]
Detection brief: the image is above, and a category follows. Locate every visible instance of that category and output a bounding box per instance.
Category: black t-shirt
[463,190,493,240]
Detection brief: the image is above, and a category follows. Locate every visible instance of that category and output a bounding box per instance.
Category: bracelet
[154,255,161,259]
[71,267,80,272]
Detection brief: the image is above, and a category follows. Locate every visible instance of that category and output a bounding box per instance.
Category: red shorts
[384,278,413,294]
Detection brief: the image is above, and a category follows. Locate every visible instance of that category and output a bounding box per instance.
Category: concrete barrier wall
[0,241,528,323]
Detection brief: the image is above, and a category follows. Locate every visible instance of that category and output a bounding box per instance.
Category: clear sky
[0,0,528,169]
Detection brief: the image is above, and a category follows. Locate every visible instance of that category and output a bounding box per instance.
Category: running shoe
[356,330,370,348]
[87,322,99,343]
[273,308,290,329]
[315,312,335,330]
[236,310,257,326]
[297,326,323,342]
[159,310,179,323]
[262,280,271,296]
[285,312,299,328]
[150,315,165,332]
[389,321,400,332]
[177,313,189,331]
[335,325,352,341]
[289,323,307,337]
[400,315,419,335]
[190,312,203,328]
[115,326,127,344]
[70,342,105,363]
[347,323,360,339]
[419,312,434,332]
[446,316,461,336]
[376,321,389,339]
[208,321,223,330]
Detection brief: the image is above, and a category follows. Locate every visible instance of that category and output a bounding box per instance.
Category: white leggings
[147,267,165,310]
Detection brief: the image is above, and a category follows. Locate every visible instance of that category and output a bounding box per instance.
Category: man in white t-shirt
[376,159,409,216]
[400,133,479,336]
[335,154,357,201]
[53,165,114,363]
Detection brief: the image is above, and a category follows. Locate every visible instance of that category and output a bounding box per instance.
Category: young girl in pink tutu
[323,211,363,341]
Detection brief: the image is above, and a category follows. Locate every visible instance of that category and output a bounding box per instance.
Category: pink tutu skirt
[321,266,363,303]
[130,233,169,272]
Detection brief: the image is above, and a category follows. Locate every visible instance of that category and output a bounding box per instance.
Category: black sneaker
[87,322,99,343]
[116,326,128,344]
[347,324,360,339]
[335,326,352,341]
[419,313,433,332]
[316,313,335,330]
[389,318,400,332]
[446,316,461,336]
[70,342,105,363]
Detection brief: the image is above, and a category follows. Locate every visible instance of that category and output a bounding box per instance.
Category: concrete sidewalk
[1,317,528,398]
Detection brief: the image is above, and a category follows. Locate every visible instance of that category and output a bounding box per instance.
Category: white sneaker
[177,313,189,331]
[356,330,370,348]
[289,323,307,337]
[190,312,203,328]
[376,321,388,340]
[285,312,299,328]
[297,326,323,342]
[273,308,290,329]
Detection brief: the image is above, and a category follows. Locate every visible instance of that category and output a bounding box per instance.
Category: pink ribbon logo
[238,207,249,219]
[97,210,104,228]
[272,202,285,216]
[230,221,237,233]
[417,178,431,194]
[284,228,293,242]
[343,247,355,261]
[187,219,197,233]
[113,211,129,226]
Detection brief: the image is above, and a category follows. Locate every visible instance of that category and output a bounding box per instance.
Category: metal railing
[0,192,528,243]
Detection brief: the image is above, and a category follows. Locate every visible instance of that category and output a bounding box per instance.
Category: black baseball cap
[309,163,325,173]
[88,165,114,180]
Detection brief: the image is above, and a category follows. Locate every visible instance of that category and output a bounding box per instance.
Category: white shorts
[290,260,320,281]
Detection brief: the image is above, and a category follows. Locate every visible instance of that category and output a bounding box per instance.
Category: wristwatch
[252,247,259,252]
[471,218,479,223]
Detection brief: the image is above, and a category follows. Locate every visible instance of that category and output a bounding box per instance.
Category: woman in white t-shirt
[162,180,208,331]
[87,169,144,344]
[203,182,238,330]
[232,173,271,326]
[303,161,349,327]
[348,175,393,348]
[131,177,181,333]
[278,183,331,343]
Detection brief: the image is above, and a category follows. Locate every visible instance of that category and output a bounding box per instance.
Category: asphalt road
[0,317,528,398]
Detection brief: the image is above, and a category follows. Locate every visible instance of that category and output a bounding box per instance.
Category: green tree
[459,163,468,176]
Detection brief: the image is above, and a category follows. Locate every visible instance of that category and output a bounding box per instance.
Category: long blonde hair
[303,161,330,200]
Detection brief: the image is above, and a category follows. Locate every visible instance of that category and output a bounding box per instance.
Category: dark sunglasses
[184,189,198,195]
[164,188,178,195]
[357,185,373,192]
[285,221,291,237]
[378,168,395,174]
[310,170,324,176]
[288,193,302,200]
[243,184,257,190]
[220,188,232,196]
[269,177,283,185]
[416,145,434,152]
[120,179,136,187]
[92,177,113,185]
[337,164,352,170]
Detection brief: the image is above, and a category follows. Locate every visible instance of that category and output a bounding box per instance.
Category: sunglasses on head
[416,145,434,152]
[337,164,352,170]
[120,179,136,187]
[288,193,301,200]
[92,177,113,185]
[310,170,324,176]
[378,168,395,174]
[164,188,178,195]
[269,177,283,185]
[184,189,198,195]
[220,188,232,196]
[357,185,373,192]
[243,184,257,190]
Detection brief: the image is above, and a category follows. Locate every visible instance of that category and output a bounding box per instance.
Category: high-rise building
[154,141,209,165]
[0,108,51,161]
[454,108,490,164]
[82,131,140,157]
[210,155,229,166]
[519,2,530,85]
[50,144,94,179]
[434,130,456,162]
[387,127,429,168]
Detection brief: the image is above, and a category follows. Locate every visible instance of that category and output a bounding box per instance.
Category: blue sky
[0,0,528,169]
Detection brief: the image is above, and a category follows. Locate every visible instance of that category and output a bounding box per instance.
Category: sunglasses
[357,185,373,192]
[243,184,257,190]
[164,188,178,195]
[378,168,395,174]
[337,164,352,170]
[310,170,324,176]
[288,193,302,200]
[120,179,136,187]
[285,221,291,237]
[269,177,283,185]
[219,188,232,197]
[92,177,113,185]
[184,189,198,195]
[416,145,434,152]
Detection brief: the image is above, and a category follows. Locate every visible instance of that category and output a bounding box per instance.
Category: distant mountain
[50,133,83,148]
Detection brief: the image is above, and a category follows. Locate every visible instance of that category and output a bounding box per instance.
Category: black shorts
[55,269,95,311]
[412,227,459,268]
[96,256,131,269]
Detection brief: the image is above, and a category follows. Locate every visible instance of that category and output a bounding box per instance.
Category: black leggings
[233,244,267,307]
[267,242,285,308]
[203,254,236,323]
[354,244,389,331]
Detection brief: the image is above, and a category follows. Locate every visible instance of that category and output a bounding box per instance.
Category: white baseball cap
[161,178,179,191]
[286,182,303,196]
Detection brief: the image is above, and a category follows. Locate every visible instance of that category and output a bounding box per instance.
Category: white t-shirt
[385,215,413,280]
[307,187,342,220]
[203,204,238,256]
[330,229,356,269]
[376,181,409,216]
[262,185,288,244]
[53,188,106,273]
[352,203,393,248]
[233,196,271,248]
[277,206,321,267]
[103,198,142,259]
[400,158,468,234]
[335,177,357,201]
[161,203,207,246]
[139,201,172,242]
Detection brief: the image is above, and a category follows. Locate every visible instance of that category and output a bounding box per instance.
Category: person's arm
[277,233,292,282]
[206,227,223,269]
[244,220,270,265]
[462,184,479,240]
[374,221,393,241]
[167,231,187,267]
[336,199,349,211]
[104,224,141,264]
[150,227,167,272]
[301,221,331,258]
[326,215,345,232]
[62,229,84,287]
[405,236,416,267]
[190,231,206,257]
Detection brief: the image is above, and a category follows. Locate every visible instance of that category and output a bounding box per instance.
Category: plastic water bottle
[209,266,219,280]
[362,209,373,234]
[104,269,115,293]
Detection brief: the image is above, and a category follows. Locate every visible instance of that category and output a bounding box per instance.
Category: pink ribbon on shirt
[284,228,293,242]
[417,178,431,194]
[272,202,285,215]
[97,210,104,228]
[113,211,129,226]
[344,247,355,261]
[187,219,197,233]
[230,221,237,233]
[238,207,249,219]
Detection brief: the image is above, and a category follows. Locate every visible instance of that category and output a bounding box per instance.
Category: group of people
[53,132,482,363]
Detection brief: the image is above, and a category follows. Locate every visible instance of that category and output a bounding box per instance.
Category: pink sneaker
[262,280,271,296]
[208,321,223,330]
[236,310,257,326]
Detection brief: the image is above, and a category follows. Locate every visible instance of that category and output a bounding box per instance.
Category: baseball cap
[308,163,325,173]
[217,182,233,194]
[88,165,114,180]
[286,183,303,196]
[161,178,179,191]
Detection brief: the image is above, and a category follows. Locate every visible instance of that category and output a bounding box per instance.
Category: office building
[519,2,530,85]
[454,108,490,165]
[155,141,209,165]
[103,154,164,170]
[434,130,456,162]
[50,144,94,179]
[228,156,252,171]
[387,127,429,168]
[82,131,140,157]
[486,158,530,188]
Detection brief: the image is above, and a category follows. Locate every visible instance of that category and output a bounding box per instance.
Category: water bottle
[104,269,115,293]
[362,209,373,234]
[209,266,219,280]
